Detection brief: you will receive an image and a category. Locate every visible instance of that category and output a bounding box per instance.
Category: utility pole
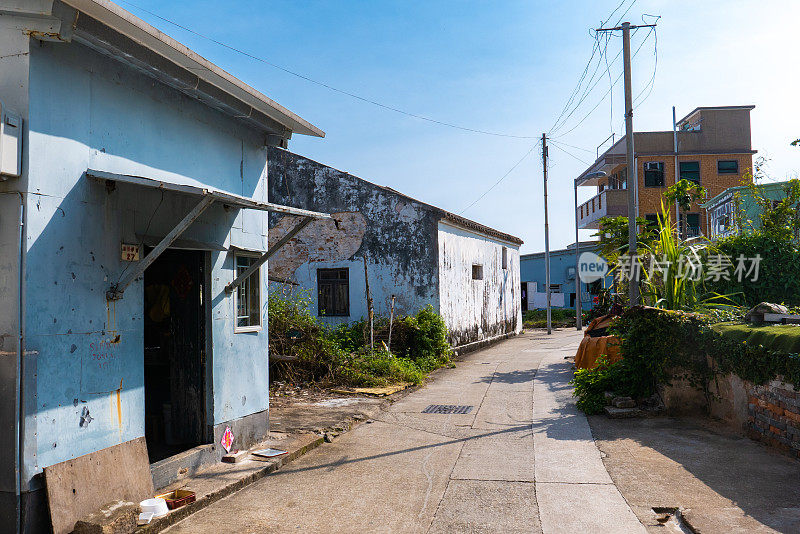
[595,20,656,306]
[542,133,552,335]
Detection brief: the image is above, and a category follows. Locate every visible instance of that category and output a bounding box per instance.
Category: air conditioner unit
[0,102,22,179]
[644,162,661,171]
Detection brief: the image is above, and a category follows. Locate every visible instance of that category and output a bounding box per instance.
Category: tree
[594,215,657,296]
[664,179,707,214]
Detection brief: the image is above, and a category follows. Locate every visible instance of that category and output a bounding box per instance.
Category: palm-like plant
[639,202,734,311]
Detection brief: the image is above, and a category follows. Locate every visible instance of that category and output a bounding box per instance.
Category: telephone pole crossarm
[594,23,657,32]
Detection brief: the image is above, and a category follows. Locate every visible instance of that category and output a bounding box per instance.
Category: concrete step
[139,432,323,532]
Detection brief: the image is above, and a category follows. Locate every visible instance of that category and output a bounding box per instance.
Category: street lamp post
[575,170,608,330]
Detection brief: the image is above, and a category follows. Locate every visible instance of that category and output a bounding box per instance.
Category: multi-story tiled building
[575,105,756,237]
[703,181,797,240]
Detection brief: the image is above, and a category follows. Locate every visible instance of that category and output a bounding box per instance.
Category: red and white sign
[220,426,234,453]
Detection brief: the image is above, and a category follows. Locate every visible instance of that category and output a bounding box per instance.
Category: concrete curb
[140,406,386,532]
[452,331,520,358]
[140,435,324,532]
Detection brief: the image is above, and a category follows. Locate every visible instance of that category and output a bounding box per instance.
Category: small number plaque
[121,243,140,262]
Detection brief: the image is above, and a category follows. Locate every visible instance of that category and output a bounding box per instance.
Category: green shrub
[571,306,800,413]
[268,292,450,387]
[571,356,623,414]
[708,232,800,307]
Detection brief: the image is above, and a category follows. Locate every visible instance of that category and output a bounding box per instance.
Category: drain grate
[422,404,473,414]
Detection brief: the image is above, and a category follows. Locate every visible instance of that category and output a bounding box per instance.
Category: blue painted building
[0,1,328,529]
[520,242,611,311]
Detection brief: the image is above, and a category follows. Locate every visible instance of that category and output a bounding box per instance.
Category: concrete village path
[164,330,646,533]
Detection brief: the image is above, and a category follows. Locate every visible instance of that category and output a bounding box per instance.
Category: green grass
[523,308,579,329]
[712,323,800,354]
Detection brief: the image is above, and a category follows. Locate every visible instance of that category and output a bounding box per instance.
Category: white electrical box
[0,103,22,179]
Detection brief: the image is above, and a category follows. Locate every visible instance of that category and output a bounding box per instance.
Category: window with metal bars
[317,268,349,317]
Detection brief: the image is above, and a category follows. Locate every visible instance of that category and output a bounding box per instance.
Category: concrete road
[165,330,646,533]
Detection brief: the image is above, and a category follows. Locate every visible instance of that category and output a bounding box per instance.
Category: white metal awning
[87,169,329,300]
[87,169,330,219]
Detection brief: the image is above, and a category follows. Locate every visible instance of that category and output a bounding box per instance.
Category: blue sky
[122,0,800,253]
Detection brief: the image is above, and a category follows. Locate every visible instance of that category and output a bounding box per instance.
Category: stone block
[612,397,636,409]
[604,406,642,418]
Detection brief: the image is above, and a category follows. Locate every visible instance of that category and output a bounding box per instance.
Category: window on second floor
[679,161,701,184]
[644,161,665,187]
[718,160,739,174]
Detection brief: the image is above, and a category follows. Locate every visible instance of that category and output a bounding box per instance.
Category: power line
[549,141,592,166]
[550,139,595,154]
[119,1,538,139]
[633,16,660,109]
[551,27,656,139]
[547,0,637,134]
[459,143,539,215]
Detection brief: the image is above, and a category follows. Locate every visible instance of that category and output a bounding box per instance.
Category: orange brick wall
[598,153,753,234]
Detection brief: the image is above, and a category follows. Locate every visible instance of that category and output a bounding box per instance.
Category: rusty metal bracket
[225,216,314,294]
[106,195,215,300]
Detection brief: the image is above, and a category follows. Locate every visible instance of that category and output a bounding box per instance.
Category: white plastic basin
[140,497,169,518]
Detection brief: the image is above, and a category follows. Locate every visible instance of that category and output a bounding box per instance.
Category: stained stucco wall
[437,222,522,346]
[21,39,270,485]
[267,148,440,324]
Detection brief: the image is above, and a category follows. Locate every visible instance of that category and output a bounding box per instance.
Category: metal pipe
[673,106,680,232]
[2,190,25,533]
[16,190,24,534]
[574,180,582,330]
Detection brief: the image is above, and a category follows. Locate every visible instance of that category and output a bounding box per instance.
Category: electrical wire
[547,0,637,135]
[549,141,592,166]
[633,16,660,109]
[118,0,537,139]
[550,139,595,154]
[603,32,614,134]
[551,27,656,140]
[459,143,540,215]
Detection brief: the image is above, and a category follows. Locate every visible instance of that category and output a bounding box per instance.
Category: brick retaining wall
[746,382,800,457]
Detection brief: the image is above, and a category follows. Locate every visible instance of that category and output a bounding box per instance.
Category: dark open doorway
[143,248,208,463]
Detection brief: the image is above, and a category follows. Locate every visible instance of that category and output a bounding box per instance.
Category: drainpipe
[17,190,25,534]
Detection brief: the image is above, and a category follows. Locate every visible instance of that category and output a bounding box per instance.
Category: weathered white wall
[268,149,441,324]
[437,222,522,346]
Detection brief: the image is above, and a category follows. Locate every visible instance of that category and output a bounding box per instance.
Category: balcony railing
[576,189,628,229]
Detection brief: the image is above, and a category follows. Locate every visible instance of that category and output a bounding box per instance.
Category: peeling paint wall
[437,222,522,346]
[19,38,271,488]
[268,148,440,323]
[268,212,366,281]
[268,148,522,346]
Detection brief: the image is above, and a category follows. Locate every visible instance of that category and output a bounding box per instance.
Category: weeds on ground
[269,291,451,388]
[523,308,583,329]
